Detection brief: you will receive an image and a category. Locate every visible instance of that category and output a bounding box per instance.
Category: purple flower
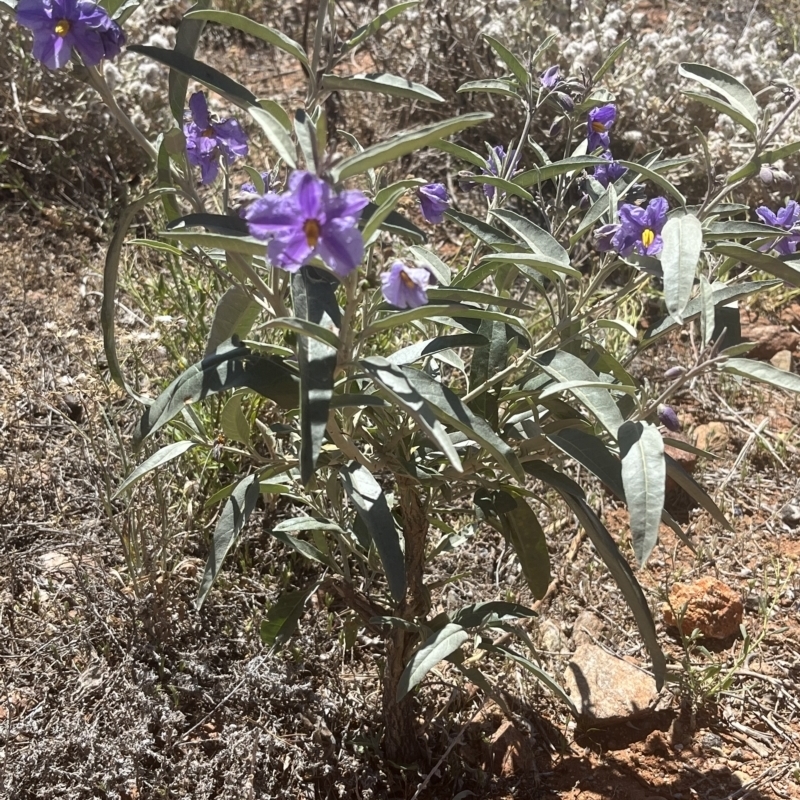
[587,104,617,152]
[245,170,368,277]
[612,197,669,257]
[381,261,431,309]
[240,171,271,197]
[16,0,125,70]
[657,404,681,432]
[183,92,249,185]
[592,151,627,188]
[540,65,561,90]
[594,222,620,253]
[755,201,800,255]
[417,183,449,224]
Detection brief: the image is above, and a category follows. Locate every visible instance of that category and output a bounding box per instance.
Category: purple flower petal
[381,261,431,308]
[540,65,561,90]
[189,91,211,129]
[417,183,449,224]
[268,230,313,271]
[318,220,364,277]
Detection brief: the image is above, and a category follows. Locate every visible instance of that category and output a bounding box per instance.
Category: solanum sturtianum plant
[11,0,800,766]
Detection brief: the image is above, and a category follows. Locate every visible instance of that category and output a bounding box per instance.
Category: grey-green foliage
[100,4,800,734]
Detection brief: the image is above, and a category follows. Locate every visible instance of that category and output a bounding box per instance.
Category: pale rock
[693,421,729,454]
[571,609,606,646]
[662,576,743,639]
[564,644,658,725]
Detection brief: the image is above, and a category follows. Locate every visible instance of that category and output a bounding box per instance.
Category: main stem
[382,477,429,765]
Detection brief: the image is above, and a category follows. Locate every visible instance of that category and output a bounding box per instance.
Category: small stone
[564,644,658,725]
[780,498,800,527]
[571,609,606,647]
[693,421,729,454]
[539,620,563,652]
[662,577,744,639]
[742,323,800,360]
[699,732,723,750]
[770,349,793,371]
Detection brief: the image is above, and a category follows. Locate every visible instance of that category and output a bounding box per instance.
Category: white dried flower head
[103,62,122,91]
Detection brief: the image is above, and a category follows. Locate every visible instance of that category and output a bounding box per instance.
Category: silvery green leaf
[642,280,781,344]
[322,72,444,103]
[712,243,800,286]
[457,78,520,98]
[431,138,487,168]
[407,245,451,286]
[699,274,714,345]
[360,356,463,473]
[535,350,624,436]
[374,178,424,207]
[129,44,258,110]
[362,187,406,242]
[728,141,800,183]
[113,440,197,499]
[664,454,731,530]
[469,175,534,202]
[593,38,629,82]
[723,358,800,393]
[661,213,702,324]
[445,209,516,249]
[220,392,251,444]
[450,601,536,628]
[483,35,529,87]
[160,230,266,257]
[292,268,340,485]
[183,9,309,66]
[340,463,406,602]
[196,473,261,608]
[703,221,786,240]
[360,203,426,244]
[479,252,580,281]
[248,106,297,167]
[501,493,551,599]
[396,624,469,700]
[342,0,419,52]
[293,109,317,170]
[491,209,570,266]
[166,0,210,123]
[514,156,607,187]
[619,421,665,566]
[678,63,759,129]
[205,286,260,357]
[387,334,488,366]
[331,113,491,181]
[681,89,757,137]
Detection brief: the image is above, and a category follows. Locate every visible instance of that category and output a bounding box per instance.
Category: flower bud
[657,404,681,432]
[759,165,774,185]
[663,366,685,379]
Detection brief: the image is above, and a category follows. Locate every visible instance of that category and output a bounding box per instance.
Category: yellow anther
[54,19,70,36]
[303,219,321,247]
[642,228,655,248]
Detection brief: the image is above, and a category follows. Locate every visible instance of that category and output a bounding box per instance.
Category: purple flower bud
[540,65,561,90]
[759,165,774,185]
[381,261,432,309]
[417,183,449,224]
[594,222,621,252]
[663,366,685,379]
[657,404,681,432]
[556,92,575,112]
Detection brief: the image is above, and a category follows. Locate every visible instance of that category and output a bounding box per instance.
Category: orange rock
[662,577,743,639]
[741,323,800,360]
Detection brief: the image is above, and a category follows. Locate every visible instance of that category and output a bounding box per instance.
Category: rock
[698,732,723,750]
[488,721,535,778]
[779,302,800,327]
[564,644,658,725]
[741,323,800,360]
[662,577,743,639]
[571,609,606,647]
[769,349,793,371]
[539,620,564,652]
[693,421,729,454]
[780,496,800,527]
[643,730,671,757]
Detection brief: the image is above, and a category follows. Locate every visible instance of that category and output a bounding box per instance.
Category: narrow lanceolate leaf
[387,334,487,366]
[321,72,444,103]
[681,90,757,137]
[478,252,580,280]
[678,63,760,131]
[664,454,731,529]
[183,9,309,67]
[248,106,297,167]
[501,493,551,599]
[396,623,469,700]
[483,35,529,87]
[449,601,536,628]
[513,156,607,188]
[491,209,570,266]
[535,350,624,436]
[113,440,197,499]
[457,79,519,98]
[399,367,525,481]
[220,392,251,444]
[723,358,800,393]
[557,486,666,689]
[135,343,299,446]
[167,0,210,123]
[331,112,492,182]
[128,45,258,110]
[103,189,174,403]
[342,0,418,52]
[360,357,463,473]
[711,243,800,286]
[661,214,702,324]
[703,221,786,240]
[727,140,800,183]
[445,209,515,249]
[292,267,340,485]
[619,421,665,567]
[204,286,260,357]
[340,463,406,602]
[548,428,624,497]
[196,472,261,608]
[260,580,322,649]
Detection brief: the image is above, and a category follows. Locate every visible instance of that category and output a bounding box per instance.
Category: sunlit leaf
[661,213,702,324]
[322,72,444,103]
[113,440,197,499]
[397,623,469,700]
